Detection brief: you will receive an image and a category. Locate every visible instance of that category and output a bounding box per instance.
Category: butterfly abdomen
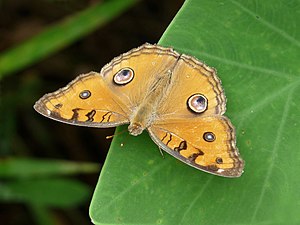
[128,70,172,136]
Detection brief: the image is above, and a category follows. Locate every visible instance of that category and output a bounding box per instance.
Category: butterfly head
[128,122,144,136]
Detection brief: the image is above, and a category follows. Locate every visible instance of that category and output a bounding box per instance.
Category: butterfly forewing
[100,44,180,109]
[34,72,130,127]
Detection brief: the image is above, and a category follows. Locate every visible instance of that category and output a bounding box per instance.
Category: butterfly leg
[158,147,165,158]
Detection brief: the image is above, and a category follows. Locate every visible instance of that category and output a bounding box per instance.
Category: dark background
[0,0,184,224]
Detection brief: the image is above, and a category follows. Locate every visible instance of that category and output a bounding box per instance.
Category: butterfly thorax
[128,71,172,136]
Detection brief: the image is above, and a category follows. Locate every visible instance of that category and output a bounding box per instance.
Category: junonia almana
[34,43,244,177]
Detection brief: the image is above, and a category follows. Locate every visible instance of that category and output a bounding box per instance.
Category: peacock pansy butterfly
[34,43,244,177]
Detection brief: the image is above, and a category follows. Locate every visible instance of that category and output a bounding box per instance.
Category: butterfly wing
[100,43,180,109]
[34,72,130,127]
[34,44,180,127]
[148,53,244,177]
[149,116,243,177]
[157,54,226,120]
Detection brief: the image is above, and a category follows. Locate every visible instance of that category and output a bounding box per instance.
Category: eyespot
[79,90,91,99]
[187,94,207,113]
[216,157,223,164]
[113,68,134,85]
[203,132,215,142]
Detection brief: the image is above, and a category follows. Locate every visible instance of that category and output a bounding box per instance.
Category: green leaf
[90,0,300,224]
[0,158,99,178]
[0,0,138,80]
[0,178,91,207]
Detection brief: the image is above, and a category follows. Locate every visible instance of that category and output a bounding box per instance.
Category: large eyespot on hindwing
[113,68,134,85]
[187,93,208,113]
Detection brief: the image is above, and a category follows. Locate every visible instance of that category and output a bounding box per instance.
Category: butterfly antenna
[106,128,127,139]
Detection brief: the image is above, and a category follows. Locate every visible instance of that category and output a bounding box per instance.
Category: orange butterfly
[34,43,244,177]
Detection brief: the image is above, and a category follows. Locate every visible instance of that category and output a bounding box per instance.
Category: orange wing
[148,116,244,177]
[34,44,180,127]
[34,72,130,127]
[157,53,226,120]
[148,51,243,177]
[99,43,179,108]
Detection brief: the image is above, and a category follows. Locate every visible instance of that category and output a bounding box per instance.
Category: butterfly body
[34,43,244,177]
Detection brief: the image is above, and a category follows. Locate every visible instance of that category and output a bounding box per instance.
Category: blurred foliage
[0,0,183,225]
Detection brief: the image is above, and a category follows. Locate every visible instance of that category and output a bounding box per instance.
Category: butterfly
[34,43,244,177]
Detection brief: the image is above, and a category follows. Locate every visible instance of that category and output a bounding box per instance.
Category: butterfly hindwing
[148,116,244,177]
